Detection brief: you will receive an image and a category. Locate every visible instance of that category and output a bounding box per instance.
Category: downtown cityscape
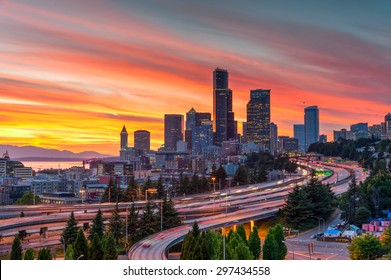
[1,0,391,267]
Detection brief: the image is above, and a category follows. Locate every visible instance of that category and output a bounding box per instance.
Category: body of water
[23,161,83,171]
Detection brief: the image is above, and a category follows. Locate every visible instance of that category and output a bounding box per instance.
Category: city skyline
[1,1,391,154]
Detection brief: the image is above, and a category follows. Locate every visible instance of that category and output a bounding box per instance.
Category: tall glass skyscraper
[246,89,271,149]
[213,68,234,145]
[293,124,305,152]
[304,106,319,151]
[164,114,184,151]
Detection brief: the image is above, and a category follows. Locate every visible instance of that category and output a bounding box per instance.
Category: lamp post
[160,199,163,232]
[77,254,84,260]
[125,206,129,255]
[211,177,216,211]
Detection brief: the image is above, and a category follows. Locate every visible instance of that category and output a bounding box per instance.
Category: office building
[192,120,213,155]
[213,68,235,145]
[134,130,150,154]
[247,89,271,149]
[242,122,247,143]
[164,114,184,151]
[120,125,128,151]
[270,122,278,154]
[351,123,369,139]
[385,113,391,134]
[304,106,319,151]
[319,134,327,143]
[369,124,383,138]
[293,124,305,152]
[283,138,299,152]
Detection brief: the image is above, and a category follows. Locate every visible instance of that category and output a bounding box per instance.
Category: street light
[211,177,216,211]
[77,254,84,260]
[125,206,129,255]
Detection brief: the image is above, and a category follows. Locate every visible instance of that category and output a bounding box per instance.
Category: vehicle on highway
[311,233,324,239]
[141,243,151,248]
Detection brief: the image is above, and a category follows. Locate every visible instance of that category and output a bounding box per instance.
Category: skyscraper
[120,125,128,150]
[242,122,248,143]
[164,114,184,151]
[134,130,150,154]
[270,122,278,154]
[304,106,319,151]
[213,68,235,145]
[293,124,305,152]
[385,113,391,134]
[185,108,197,151]
[246,89,271,149]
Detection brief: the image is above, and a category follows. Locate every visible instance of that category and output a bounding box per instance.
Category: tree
[10,235,22,260]
[108,203,123,244]
[215,165,228,185]
[18,230,27,241]
[226,231,253,260]
[61,211,78,248]
[381,226,391,253]
[136,201,157,240]
[282,186,314,229]
[88,233,104,260]
[37,248,52,260]
[248,226,261,260]
[14,192,40,205]
[181,231,196,260]
[20,211,25,217]
[161,198,182,230]
[73,229,88,260]
[64,244,75,260]
[262,229,279,260]
[89,209,105,240]
[348,234,383,260]
[340,176,361,224]
[127,204,139,245]
[352,206,371,226]
[125,175,138,201]
[272,224,287,260]
[101,178,120,203]
[236,224,247,244]
[156,176,166,199]
[104,233,118,260]
[24,248,35,260]
[233,165,248,186]
[200,230,221,260]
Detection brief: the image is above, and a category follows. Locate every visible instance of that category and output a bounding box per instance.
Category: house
[362,219,391,233]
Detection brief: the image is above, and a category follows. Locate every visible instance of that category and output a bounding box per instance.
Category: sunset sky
[1,0,391,155]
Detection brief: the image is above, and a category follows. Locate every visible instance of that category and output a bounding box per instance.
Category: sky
[1,0,391,155]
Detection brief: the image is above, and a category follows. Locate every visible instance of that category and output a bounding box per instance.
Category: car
[311,233,324,239]
[141,243,151,248]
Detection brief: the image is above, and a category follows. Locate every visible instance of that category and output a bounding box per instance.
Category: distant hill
[0,145,114,159]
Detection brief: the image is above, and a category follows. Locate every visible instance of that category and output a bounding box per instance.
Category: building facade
[164,114,184,151]
[134,130,151,154]
[304,106,319,151]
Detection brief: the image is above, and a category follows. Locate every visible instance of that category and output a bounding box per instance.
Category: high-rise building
[192,120,213,155]
[283,138,299,152]
[385,113,391,134]
[270,122,278,154]
[242,122,248,143]
[334,129,347,141]
[134,130,150,154]
[351,123,369,139]
[304,106,319,151]
[213,68,235,145]
[164,114,184,151]
[246,89,271,149]
[120,125,128,151]
[195,112,211,126]
[293,124,305,152]
[319,134,327,143]
[369,124,383,138]
[185,108,197,151]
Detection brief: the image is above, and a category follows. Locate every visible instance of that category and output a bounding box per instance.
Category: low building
[362,219,391,233]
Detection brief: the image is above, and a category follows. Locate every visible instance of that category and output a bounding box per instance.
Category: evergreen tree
[101,178,120,203]
[353,206,371,226]
[37,248,52,260]
[88,233,104,260]
[89,209,105,240]
[10,235,23,260]
[61,211,78,248]
[104,233,118,260]
[156,176,165,199]
[248,226,261,260]
[191,221,201,239]
[272,224,287,260]
[258,165,268,182]
[233,165,248,186]
[180,231,195,260]
[64,244,75,260]
[262,229,279,260]
[215,165,228,185]
[190,174,200,194]
[127,204,139,245]
[340,176,360,223]
[226,231,253,260]
[136,201,157,240]
[73,229,88,260]
[143,176,153,195]
[108,203,124,244]
[200,230,221,260]
[189,238,203,260]
[125,175,138,201]
[24,248,35,260]
[18,230,27,241]
[282,186,314,229]
[161,198,182,230]
[236,224,247,244]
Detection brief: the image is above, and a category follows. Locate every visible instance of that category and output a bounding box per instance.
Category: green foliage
[108,203,123,244]
[200,230,221,260]
[73,229,88,260]
[24,248,35,260]
[352,206,371,226]
[226,231,253,260]
[236,224,247,244]
[381,226,391,253]
[271,224,287,260]
[136,201,158,241]
[125,175,138,201]
[233,165,248,186]
[348,234,383,260]
[103,233,118,260]
[64,244,75,260]
[14,192,41,205]
[10,235,22,260]
[101,178,120,203]
[61,211,78,248]
[18,230,27,241]
[126,203,139,245]
[37,248,52,260]
[88,233,104,260]
[340,176,361,224]
[262,229,279,260]
[89,209,105,240]
[156,176,165,199]
[161,198,182,230]
[248,226,261,260]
